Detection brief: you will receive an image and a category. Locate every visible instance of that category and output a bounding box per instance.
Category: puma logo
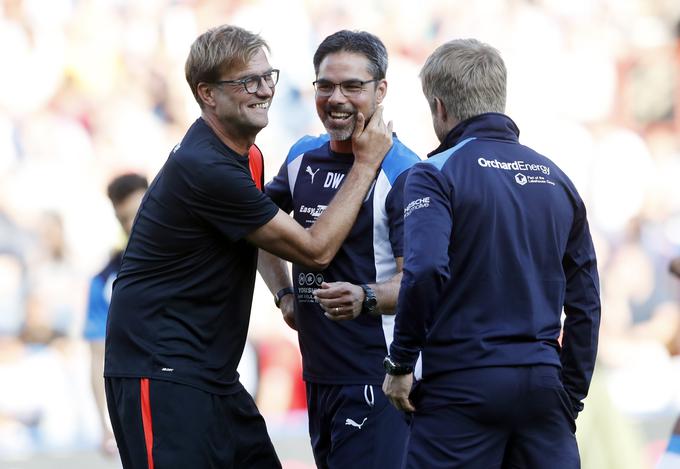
[306,165,320,184]
[345,417,367,429]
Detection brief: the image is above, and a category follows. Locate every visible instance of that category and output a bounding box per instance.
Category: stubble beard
[324,116,355,142]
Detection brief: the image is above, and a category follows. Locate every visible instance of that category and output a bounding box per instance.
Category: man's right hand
[382,372,415,413]
[351,106,393,170]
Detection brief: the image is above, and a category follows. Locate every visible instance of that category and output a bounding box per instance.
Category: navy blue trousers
[306,383,410,469]
[404,366,580,469]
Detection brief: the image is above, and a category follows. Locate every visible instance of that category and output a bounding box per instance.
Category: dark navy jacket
[390,113,600,413]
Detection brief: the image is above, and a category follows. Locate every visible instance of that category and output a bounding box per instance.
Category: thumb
[352,112,365,140]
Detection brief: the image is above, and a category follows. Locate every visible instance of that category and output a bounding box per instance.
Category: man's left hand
[382,372,415,412]
[279,294,296,330]
[314,282,364,321]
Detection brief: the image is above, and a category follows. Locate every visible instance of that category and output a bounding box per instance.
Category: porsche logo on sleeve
[404,197,431,218]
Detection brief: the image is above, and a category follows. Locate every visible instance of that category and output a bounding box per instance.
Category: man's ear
[375,79,387,105]
[197,82,216,108]
[434,97,448,123]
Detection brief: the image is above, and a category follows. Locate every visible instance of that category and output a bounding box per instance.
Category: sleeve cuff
[389,342,420,369]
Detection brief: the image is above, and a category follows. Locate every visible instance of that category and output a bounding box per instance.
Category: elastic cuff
[389,343,419,369]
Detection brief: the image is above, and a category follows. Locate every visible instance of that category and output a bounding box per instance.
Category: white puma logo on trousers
[345,417,368,429]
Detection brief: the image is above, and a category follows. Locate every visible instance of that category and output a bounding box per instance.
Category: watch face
[383,356,413,375]
[383,356,395,373]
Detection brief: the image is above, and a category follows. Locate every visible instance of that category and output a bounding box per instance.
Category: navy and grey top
[105,118,279,395]
[266,134,420,385]
[390,113,600,412]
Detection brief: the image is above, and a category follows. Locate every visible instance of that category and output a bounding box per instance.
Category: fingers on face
[352,112,365,138]
[372,106,383,125]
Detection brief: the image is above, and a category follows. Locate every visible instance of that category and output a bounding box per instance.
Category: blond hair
[185,25,269,107]
[420,39,506,122]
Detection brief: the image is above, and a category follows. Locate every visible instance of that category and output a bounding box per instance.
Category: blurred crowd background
[1,0,680,468]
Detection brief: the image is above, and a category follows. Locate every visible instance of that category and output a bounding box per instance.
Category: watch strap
[274,287,295,308]
[383,355,414,375]
[360,284,377,315]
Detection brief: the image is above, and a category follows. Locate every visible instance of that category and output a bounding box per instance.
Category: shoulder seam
[423,137,476,171]
[381,139,421,184]
[286,134,330,164]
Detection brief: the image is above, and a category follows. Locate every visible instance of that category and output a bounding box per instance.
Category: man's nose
[256,77,274,97]
[327,85,347,104]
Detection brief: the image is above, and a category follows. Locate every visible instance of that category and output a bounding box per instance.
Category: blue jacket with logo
[390,113,600,413]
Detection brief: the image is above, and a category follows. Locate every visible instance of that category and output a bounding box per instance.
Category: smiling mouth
[250,102,270,109]
[329,111,353,120]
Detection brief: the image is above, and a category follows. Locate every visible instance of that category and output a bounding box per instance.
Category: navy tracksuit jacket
[390,112,600,417]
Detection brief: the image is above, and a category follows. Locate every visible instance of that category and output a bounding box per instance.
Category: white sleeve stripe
[373,169,399,355]
[374,168,423,376]
[287,154,304,196]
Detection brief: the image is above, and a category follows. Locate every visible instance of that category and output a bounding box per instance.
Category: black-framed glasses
[312,78,378,97]
[215,69,279,94]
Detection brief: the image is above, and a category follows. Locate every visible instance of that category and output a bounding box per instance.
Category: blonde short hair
[185,25,269,107]
[420,39,506,122]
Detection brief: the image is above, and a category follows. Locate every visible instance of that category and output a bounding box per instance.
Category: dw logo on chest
[323,172,345,189]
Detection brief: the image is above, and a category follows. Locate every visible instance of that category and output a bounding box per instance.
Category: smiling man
[260,30,420,469]
[104,25,394,469]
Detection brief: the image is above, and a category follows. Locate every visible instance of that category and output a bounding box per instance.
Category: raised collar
[428,113,520,158]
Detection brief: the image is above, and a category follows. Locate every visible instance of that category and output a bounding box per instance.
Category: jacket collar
[428,113,520,158]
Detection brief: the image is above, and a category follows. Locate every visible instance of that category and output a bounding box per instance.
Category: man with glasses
[260,30,420,468]
[104,25,393,469]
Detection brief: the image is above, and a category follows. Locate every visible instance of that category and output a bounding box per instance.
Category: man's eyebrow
[316,78,364,82]
[237,68,274,79]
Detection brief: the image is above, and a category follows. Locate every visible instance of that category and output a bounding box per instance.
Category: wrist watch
[274,287,295,308]
[383,355,414,375]
[360,284,378,315]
